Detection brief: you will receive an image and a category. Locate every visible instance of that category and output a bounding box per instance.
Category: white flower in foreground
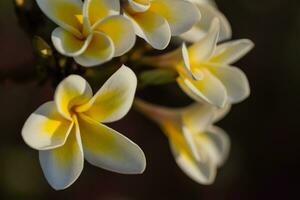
[135,99,230,184]
[123,0,200,49]
[182,0,232,42]
[177,18,254,108]
[22,66,146,190]
[36,0,136,67]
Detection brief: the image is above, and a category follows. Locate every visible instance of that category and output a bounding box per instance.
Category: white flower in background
[22,66,146,190]
[135,99,230,184]
[181,0,232,42]
[123,0,200,49]
[177,18,254,108]
[36,0,136,67]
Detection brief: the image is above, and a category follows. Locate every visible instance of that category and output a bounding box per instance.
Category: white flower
[36,0,136,67]
[22,66,146,190]
[135,99,230,184]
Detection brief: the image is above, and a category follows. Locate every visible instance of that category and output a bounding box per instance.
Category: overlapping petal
[94,16,136,56]
[76,66,137,123]
[39,124,84,190]
[22,102,73,150]
[36,0,83,38]
[51,27,92,57]
[128,0,151,12]
[150,0,200,35]
[54,75,93,120]
[83,0,120,27]
[126,11,171,50]
[209,65,250,103]
[78,115,146,174]
[74,32,115,67]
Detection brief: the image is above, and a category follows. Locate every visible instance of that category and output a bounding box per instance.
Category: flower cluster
[19,0,254,190]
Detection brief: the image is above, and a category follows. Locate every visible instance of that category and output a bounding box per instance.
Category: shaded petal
[188,18,220,64]
[209,65,250,103]
[55,75,93,120]
[83,0,120,27]
[128,0,151,12]
[74,32,115,67]
[125,11,171,50]
[150,0,200,35]
[213,103,231,123]
[22,102,73,150]
[210,39,254,65]
[39,124,84,190]
[94,16,136,56]
[78,114,146,174]
[196,126,230,166]
[177,68,227,108]
[181,3,231,42]
[76,65,137,123]
[169,139,217,185]
[36,0,83,37]
[51,27,92,57]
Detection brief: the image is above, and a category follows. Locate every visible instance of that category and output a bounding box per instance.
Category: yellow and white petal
[52,27,92,57]
[150,0,200,35]
[78,115,146,174]
[196,126,230,166]
[83,0,120,28]
[181,3,231,42]
[177,68,227,108]
[169,139,217,185]
[74,32,115,67]
[188,18,220,64]
[209,65,250,103]
[128,0,151,12]
[94,15,136,57]
[182,103,216,133]
[55,75,93,120]
[210,39,254,65]
[125,11,171,50]
[39,124,84,190]
[36,0,83,38]
[76,65,137,123]
[22,102,73,150]
[213,103,231,123]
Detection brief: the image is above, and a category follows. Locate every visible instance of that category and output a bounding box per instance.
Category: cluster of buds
[16,0,254,190]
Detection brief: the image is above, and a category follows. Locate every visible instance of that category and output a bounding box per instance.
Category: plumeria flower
[22,66,146,190]
[135,99,230,184]
[181,0,232,42]
[123,0,200,50]
[177,18,254,107]
[36,0,136,67]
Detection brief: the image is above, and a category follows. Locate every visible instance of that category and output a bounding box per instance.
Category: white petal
[128,0,151,12]
[78,115,146,174]
[150,0,200,35]
[188,18,220,63]
[39,124,84,190]
[22,102,73,150]
[177,68,227,108]
[54,75,93,120]
[51,27,92,57]
[94,16,136,56]
[36,0,83,37]
[74,32,115,67]
[209,65,250,103]
[170,139,217,185]
[83,0,120,27]
[76,65,137,123]
[125,11,171,50]
[211,39,254,65]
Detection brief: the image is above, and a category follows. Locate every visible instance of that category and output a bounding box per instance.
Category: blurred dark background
[1,0,300,199]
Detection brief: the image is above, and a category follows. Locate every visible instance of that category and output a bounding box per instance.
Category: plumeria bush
[15,0,253,190]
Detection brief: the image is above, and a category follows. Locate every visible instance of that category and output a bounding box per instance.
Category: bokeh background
[1,0,300,199]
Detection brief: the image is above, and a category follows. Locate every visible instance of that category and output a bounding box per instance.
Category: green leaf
[139,69,177,87]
